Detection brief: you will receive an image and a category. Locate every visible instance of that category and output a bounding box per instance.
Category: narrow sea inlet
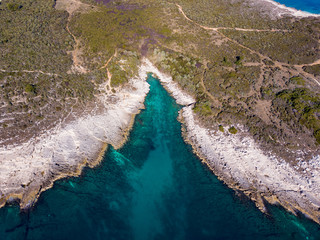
[0,75,319,239]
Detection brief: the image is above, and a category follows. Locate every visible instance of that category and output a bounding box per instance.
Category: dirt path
[296,58,320,67]
[55,0,94,73]
[199,68,222,107]
[99,50,118,93]
[100,50,118,70]
[175,3,277,62]
[175,3,320,88]
[175,4,290,33]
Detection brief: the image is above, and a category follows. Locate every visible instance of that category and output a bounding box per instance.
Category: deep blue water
[273,0,320,14]
[1,75,320,239]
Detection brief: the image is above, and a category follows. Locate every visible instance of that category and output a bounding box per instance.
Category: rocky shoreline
[0,67,150,210]
[143,58,320,225]
[1,58,320,225]
[246,0,320,18]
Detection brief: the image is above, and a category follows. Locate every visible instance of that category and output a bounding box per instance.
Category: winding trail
[55,0,93,73]
[99,50,118,93]
[175,3,290,33]
[199,67,222,107]
[175,3,320,87]
[66,24,87,74]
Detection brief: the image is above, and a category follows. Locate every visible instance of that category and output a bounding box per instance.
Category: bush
[314,130,320,144]
[275,88,320,144]
[218,125,224,132]
[228,126,238,134]
[7,3,22,11]
[25,84,36,94]
[303,65,320,76]
[289,76,305,86]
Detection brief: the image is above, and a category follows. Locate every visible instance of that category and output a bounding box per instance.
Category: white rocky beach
[0,65,150,209]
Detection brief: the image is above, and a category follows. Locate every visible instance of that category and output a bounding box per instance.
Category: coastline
[141,58,320,224]
[0,66,150,210]
[1,58,320,225]
[246,0,320,18]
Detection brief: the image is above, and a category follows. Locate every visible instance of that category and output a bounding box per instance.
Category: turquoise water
[273,0,320,14]
[0,75,320,239]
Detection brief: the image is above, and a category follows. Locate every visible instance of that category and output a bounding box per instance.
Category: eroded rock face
[0,66,150,209]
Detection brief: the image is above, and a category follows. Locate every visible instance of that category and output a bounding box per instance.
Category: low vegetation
[0,0,99,145]
[275,88,320,144]
[1,0,320,162]
[228,126,238,134]
[220,30,320,64]
[303,65,320,76]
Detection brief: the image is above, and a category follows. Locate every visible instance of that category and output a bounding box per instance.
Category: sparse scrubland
[2,0,320,226]
[1,0,320,167]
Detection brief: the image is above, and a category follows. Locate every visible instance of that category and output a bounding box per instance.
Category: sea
[0,75,319,239]
[274,0,320,14]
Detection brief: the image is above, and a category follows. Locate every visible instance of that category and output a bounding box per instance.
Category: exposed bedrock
[0,68,150,209]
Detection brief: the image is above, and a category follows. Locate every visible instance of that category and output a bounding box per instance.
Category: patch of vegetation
[204,65,259,98]
[25,83,36,94]
[0,0,73,72]
[0,0,98,145]
[152,49,200,94]
[173,0,274,29]
[69,2,170,69]
[7,2,22,11]
[235,56,242,65]
[108,50,140,87]
[260,85,275,100]
[228,126,238,134]
[174,0,320,64]
[289,76,305,86]
[220,30,320,64]
[303,65,320,76]
[69,0,320,160]
[193,102,212,116]
[275,88,320,144]
[218,125,224,132]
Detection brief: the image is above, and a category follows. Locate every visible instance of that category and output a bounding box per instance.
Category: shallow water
[0,75,320,239]
[273,0,320,14]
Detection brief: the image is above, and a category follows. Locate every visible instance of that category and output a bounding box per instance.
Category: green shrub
[218,125,224,132]
[289,76,305,86]
[275,88,320,144]
[193,102,212,116]
[235,56,242,65]
[7,3,22,11]
[228,126,238,134]
[25,84,36,94]
[303,65,320,76]
[314,130,320,144]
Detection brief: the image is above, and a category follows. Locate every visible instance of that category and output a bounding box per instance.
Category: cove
[0,74,320,239]
[273,0,320,14]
